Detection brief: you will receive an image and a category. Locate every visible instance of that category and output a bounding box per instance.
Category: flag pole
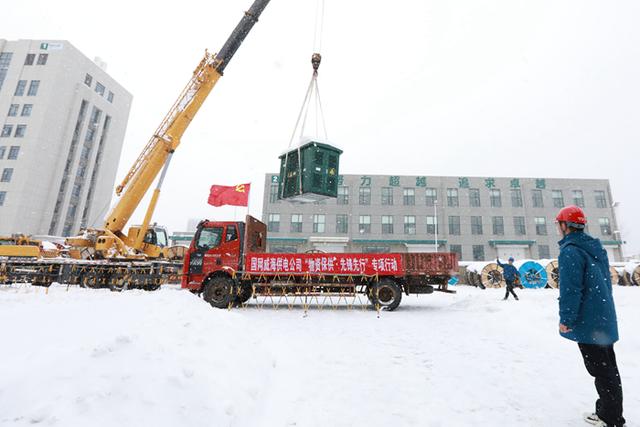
[246,182,252,219]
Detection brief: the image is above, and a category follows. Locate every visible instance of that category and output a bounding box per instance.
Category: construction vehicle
[0,235,48,258]
[0,0,271,288]
[182,216,458,311]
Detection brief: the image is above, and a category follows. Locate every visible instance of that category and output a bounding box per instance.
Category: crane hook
[311,53,322,73]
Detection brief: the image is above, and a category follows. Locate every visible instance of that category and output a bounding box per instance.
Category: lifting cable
[281,0,328,198]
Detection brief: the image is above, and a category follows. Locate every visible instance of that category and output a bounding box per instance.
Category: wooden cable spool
[479,262,505,288]
[542,260,559,289]
[609,266,620,286]
[625,263,640,286]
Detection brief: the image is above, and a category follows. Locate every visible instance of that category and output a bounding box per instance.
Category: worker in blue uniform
[496,257,519,300]
[556,205,624,427]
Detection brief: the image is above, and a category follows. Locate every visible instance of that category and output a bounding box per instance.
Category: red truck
[182,216,458,311]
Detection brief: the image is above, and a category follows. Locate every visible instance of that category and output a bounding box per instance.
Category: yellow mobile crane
[1,0,272,289]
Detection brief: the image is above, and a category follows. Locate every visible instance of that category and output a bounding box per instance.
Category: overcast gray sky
[4,0,640,255]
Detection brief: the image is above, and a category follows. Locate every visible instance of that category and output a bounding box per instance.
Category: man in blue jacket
[556,205,625,427]
[496,256,519,300]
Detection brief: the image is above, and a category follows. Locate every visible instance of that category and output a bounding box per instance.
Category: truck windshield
[197,226,223,250]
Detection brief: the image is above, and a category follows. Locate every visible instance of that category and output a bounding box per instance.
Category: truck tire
[203,276,235,309]
[371,279,402,311]
[235,284,253,305]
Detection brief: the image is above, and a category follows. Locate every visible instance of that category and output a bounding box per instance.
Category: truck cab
[181,216,266,290]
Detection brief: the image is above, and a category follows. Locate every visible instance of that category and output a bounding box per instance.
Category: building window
[15,125,26,138]
[84,74,93,87]
[24,54,35,65]
[573,190,584,207]
[535,217,547,235]
[363,246,390,254]
[448,216,461,235]
[539,245,550,259]
[0,52,12,91]
[426,215,438,234]
[15,80,27,96]
[27,80,40,96]
[7,146,19,160]
[336,214,348,234]
[313,214,325,233]
[107,91,114,103]
[599,218,611,235]
[532,189,544,208]
[472,245,485,261]
[381,215,394,234]
[425,188,437,206]
[359,215,371,234]
[595,191,607,208]
[404,215,416,235]
[471,216,483,235]
[95,82,106,96]
[552,190,564,208]
[381,187,394,205]
[8,104,19,117]
[0,191,5,206]
[0,146,5,159]
[469,188,481,207]
[21,104,33,117]
[489,189,502,207]
[359,187,371,205]
[337,186,349,204]
[1,168,14,182]
[514,216,526,235]
[1,125,12,137]
[269,183,279,203]
[511,189,523,207]
[270,245,298,253]
[403,188,415,205]
[492,216,504,235]
[36,53,48,65]
[447,188,459,207]
[267,213,280,232]
[290,214,303,233]
[450,244,462,260]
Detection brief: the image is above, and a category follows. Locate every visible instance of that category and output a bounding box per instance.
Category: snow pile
[1,285,639,426]
[0,286,274,426]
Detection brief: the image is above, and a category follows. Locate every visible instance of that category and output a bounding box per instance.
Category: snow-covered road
[1,284,638,426]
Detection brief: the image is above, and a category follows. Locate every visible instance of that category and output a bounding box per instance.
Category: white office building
[0,40,132,236]
[262,173,624,262]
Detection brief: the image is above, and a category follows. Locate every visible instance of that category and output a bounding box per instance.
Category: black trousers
[504,281,518,299]
[578,343,625,426]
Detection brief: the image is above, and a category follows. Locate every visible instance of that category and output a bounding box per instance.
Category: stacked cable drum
[466,261,505,289]
[513,260,548,289]
[539,259,559,289]
[456,259,637,290]
[609,266,620,286]
[624,262,640,286]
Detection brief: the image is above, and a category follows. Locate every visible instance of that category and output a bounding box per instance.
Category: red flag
[208,183,251,207]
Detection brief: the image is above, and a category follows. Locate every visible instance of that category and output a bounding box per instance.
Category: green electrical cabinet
[278,140,343,203]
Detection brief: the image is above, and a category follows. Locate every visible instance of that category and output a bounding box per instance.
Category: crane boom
[104,0,271,240]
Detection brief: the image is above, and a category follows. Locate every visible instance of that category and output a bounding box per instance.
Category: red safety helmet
[556,205,587,229]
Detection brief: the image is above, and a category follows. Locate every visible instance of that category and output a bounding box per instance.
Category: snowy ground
[0,284,638,427]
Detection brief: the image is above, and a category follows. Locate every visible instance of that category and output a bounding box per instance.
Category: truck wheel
[371,279,402,311]
[235,284,253,305]
[203,276,235,309]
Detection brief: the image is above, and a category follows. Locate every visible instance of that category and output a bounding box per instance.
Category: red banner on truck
[245,253,404,275]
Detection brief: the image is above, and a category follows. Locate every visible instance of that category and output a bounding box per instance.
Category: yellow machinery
[0,235,42,258]
[66,0,272,262]
[1,0,271,289]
